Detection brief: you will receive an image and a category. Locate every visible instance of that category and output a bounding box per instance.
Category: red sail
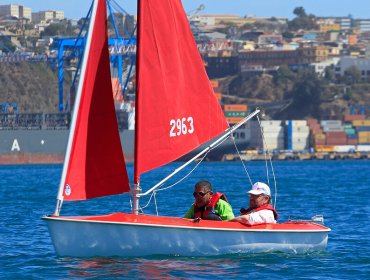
[134,0,228,183]
[62,0,130,200]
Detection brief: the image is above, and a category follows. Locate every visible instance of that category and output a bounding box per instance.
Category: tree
[344,66,362,85]
[293,7,307,18]
[289,70,322,117]
[288,6,318,31]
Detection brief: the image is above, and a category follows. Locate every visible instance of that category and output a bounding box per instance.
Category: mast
[53,0,99,216]
[132,0,141,215]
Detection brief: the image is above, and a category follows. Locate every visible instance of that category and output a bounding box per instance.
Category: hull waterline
[43,213,330,257]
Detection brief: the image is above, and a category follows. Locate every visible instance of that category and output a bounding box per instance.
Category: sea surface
[1,160,369,279]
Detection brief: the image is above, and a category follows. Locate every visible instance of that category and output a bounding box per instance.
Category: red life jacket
[194,192,228,219]
[240,204,279,220]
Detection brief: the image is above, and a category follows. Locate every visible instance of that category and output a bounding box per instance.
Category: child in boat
[230,182,278,225]
[184,180,234,221]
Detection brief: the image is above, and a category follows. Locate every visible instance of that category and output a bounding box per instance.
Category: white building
[336,56,370,81]
[32,10,64,24]
[355,19,370,32]
[0,4,32,21]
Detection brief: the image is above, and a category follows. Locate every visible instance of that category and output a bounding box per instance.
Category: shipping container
[284,120,307,126]
[333,145,356,153]
[321,120,342,126]
[226,117,244,124]
[306,118,319,126]
[292,132,310,138]
[347,139,358,145]
[210,80,219,88]
[315,145,335,152]
[250,126,284,133]
[343,114,366,122]
[291,126,310,133]
[323,126,344,132]
[357,145,370,152]
[313,133,326,140]
[326,132,347,138]
[352,120,370,126]
[224,111,247,117]
[355,126,370,132]
[223,104,248,112]
[251,120,282,126]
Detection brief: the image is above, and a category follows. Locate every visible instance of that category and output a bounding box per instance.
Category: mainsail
[59,0,130,201]
[134,0,228,183]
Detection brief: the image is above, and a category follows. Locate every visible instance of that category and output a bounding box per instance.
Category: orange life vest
[194,192,228,219]
[240,204,279,220]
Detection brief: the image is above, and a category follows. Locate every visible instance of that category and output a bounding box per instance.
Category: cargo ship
[0,109,251,165]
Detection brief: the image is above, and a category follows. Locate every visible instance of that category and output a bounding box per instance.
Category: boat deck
[47,212,331,232]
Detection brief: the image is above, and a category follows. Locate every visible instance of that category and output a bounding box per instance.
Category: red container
[343,114,366,122]
[326,132,347,138]
[347,139,358,145]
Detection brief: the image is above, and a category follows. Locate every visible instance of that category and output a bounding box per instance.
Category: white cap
[248,182,271,196]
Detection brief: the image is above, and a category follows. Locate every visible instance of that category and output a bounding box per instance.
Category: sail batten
[57,0,130,203]
[134,0,228,183]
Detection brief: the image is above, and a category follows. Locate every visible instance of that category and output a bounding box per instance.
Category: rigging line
[136,152,209,213]
[139,190,156,210]
[156,151,209,192]
[230,129,254,187]
[257,115,270,186]
[153,191,159,216]
[256,115,278,209]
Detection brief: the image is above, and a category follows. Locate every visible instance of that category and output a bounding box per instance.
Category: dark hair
[194,180,212,192]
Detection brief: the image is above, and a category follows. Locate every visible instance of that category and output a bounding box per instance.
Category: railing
[0,111,129,130]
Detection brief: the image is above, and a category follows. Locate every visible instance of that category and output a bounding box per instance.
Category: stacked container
[307,118,325,148]
[250,120,284,150]
[353,120,370,145]
[285,120,310,151]
[320,120,347,145]
[343,123,358,145]
[223,104,248,125]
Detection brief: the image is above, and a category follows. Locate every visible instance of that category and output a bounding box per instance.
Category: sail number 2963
[170,117,194,137]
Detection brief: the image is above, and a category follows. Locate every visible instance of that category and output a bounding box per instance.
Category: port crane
[53,0,136,112]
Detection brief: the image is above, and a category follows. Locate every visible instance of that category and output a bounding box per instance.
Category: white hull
[43,214,329,257]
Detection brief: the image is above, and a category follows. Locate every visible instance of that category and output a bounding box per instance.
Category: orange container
[224,104,248,112]
[210,80,219,88]
[352,120,370,126]
[226,117,244,124]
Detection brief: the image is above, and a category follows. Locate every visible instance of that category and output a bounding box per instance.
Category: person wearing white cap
[230,182,278,226]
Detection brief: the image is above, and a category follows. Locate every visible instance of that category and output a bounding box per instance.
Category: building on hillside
[335,56,370,81]
[238,45,329,68]
[257,34,283,45]
[31,10,64,24]
[354,19,370,32]
[311,57,340,76]
[319,24,341,32]
[0,4,31,21]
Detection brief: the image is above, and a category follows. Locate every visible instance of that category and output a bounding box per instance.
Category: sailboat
[43,0,330,257]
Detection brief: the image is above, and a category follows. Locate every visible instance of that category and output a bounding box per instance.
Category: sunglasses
[193,191,210,197]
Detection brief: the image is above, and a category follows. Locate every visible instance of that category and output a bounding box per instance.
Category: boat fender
[194,192,228,220]
[240,204,279,220]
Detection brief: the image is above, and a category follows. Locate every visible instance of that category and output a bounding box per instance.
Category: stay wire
[228,124,254,187]
[256,115,278,209]
[137,150,210,215]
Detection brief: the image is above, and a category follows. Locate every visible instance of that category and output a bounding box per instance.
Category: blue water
[1,160,370,279]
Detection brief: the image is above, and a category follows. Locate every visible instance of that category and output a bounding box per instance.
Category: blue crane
[52,0,136,112]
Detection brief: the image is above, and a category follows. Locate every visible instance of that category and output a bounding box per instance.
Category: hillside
[1,63,370,119]
[0,63,71,112]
